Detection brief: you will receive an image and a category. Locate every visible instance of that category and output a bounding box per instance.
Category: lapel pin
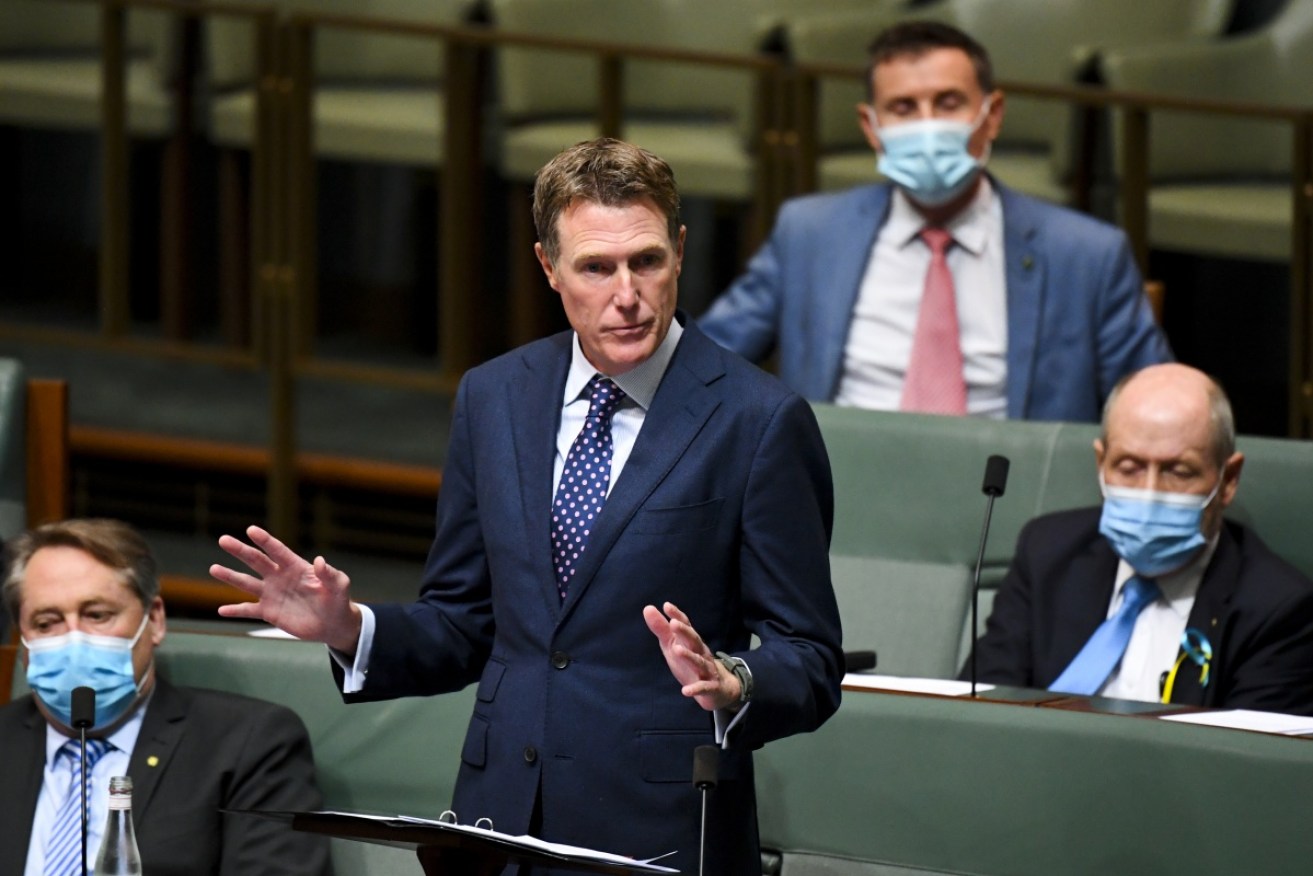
[1022,255,1034,270]
[147,755,160,767]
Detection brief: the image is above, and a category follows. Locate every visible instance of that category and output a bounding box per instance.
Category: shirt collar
[564,317,683,411]
[888,175,997,257]
[1113,535,1220,621]
[44,689,151,765]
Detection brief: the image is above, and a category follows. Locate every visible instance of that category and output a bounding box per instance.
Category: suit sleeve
[1093,232,1173,401]
[218,705,333,876]
[727,393,844,749]
[348,374,495,699]
[697,212,791,363]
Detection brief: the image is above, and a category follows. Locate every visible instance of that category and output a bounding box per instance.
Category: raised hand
[643,601,741,712]
[211,525,362,654]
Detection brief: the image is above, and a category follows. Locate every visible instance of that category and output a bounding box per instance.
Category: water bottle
[93,775,143,875]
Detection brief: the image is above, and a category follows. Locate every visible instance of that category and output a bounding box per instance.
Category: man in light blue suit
[212,139,843,876]
[700,21,1171,422]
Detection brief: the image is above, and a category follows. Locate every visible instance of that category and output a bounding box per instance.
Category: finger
[217,601,265,620]
[314,556,351,591]
[247,525,310,571]
[663,601,691,625]
[642,604,671,639]
[209,564,266,597]
[216,534,280,577]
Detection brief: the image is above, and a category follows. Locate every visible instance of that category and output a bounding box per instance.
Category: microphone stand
[691,745,719,876]
[972,456,1010,698]
[71,686,96,876]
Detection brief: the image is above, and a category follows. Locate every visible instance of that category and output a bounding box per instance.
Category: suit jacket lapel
[999,185,1044,420]
[127,677,188,821]
[558,327,725,625]
[818,186,890,399]
[1173,529,1240,707]
[508,333,572,619]
[1048,539,1120,683]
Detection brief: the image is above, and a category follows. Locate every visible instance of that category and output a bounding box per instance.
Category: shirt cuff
[714,701,750,747]
[329,604,375,694]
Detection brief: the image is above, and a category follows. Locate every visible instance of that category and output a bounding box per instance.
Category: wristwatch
[715,652,754,704]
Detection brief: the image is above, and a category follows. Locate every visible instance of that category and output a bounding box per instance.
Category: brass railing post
[1119,103,1151,275]
[1291,112,1313,438]
[440,31,486,374]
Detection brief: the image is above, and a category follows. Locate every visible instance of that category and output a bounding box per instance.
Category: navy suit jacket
[969,507,1313,715]
[698,181,1172,421]
[0,677,332,876]
[347,320,843,875]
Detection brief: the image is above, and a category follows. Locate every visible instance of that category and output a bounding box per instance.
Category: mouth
[607,322,651,340]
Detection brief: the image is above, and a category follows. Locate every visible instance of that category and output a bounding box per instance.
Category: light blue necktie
[1049,575,1161,696]
[45,737,114,876]
[551,376,626,602]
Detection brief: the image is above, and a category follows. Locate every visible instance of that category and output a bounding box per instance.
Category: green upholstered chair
[782,0,1235,202]
[0,359,26,542]
[1099,2,1313,262]
[0,0,173,136]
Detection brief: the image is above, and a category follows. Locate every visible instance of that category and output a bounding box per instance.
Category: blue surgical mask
[1098,475,1223,576]
[871,99,992,206]
[24,612,151,731]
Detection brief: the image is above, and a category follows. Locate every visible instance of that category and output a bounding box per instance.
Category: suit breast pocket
[630,498,724,535]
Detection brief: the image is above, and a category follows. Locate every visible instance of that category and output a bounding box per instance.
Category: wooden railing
[3,0,1312,542]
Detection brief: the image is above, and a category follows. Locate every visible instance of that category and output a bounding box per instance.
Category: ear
[148,595,166,646]
[673,225,687,278]
[534,242,560,293]
[1092,438,1106,471]
[982,89,1005,142]
[857,103,882,153]
[1216,451,1245,510]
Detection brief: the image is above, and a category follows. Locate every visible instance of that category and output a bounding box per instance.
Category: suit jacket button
[523,746,538,764]
[550,651,570,669]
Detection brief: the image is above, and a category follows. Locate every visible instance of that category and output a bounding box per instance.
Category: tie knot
[60,737,113,770]
[920,226,953,255]
[584,377,626,421]
[1121,575,1161,613]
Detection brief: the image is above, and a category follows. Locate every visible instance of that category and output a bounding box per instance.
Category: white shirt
[833,180,1008,417]
[25,700,148,876]
[1100,540,1217,703]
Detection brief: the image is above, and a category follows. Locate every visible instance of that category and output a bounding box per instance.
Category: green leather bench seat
[811,405,1313,679]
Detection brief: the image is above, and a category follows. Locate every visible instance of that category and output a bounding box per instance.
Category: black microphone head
[71,686,96,730]
[982,455,1010,498]
[692,745,720,790]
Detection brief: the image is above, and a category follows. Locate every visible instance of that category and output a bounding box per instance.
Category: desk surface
[755,684,1313,876]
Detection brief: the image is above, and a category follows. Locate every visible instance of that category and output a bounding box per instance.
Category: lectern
[240,811,677,875]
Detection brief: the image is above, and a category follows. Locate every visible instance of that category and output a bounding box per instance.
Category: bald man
[967,364,1313,715]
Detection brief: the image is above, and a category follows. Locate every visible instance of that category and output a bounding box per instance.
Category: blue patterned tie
[45,737,114,876]
[1049,575,1162,695]
[552,376,626,601]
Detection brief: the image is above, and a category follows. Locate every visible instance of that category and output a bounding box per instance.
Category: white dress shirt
[834,180,1008,417]
[25,697,148,876]
[1100,540,1217,703]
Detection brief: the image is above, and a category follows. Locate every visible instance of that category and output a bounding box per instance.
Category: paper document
[1159,709,1313,736]
[842,674,993,696]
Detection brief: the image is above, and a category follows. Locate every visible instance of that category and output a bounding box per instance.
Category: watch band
[715,651,753,704]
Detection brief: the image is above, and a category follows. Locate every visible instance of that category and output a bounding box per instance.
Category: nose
[612,269,639,308]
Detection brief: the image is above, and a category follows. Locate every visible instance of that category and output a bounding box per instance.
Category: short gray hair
[3,518,159,625]
[1100,371,1236,468]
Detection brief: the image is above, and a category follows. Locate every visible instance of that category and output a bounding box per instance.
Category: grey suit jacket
[0,676,332,876]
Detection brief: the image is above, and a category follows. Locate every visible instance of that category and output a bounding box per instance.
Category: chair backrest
[208,0,477,91]
[0,360,26,541]
[1100,1,1313,181]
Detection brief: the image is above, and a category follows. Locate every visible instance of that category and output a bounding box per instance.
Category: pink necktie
[900,227,967,415]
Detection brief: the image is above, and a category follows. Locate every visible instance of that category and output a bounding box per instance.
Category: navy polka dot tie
[552,376,626,601]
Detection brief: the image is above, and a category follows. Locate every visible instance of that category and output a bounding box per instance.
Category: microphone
[971,455,1010,698]
[71,687,96,876]
[692,745,719,876]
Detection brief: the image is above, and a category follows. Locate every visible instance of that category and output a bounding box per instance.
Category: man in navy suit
[213,138,844,875]
[699,20,1170,421]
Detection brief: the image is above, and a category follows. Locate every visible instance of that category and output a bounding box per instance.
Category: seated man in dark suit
[0,518,332,876]
[969,363,1313,714]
